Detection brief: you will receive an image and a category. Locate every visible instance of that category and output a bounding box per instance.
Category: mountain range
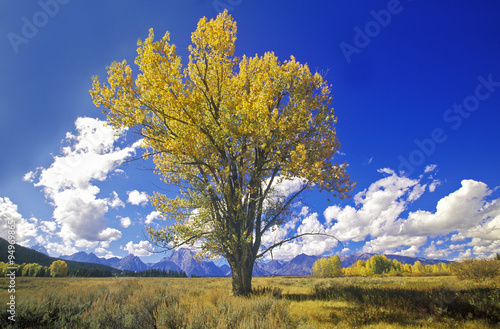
[58,248,451,277]
[0,238,116,273]
[9,237,450,277]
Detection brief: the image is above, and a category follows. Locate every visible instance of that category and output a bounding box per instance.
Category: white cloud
[424,164,438,173]
[23,170,38,183]
[94,247,117,259]
[471,240,500,258]
[40,221,57,233]
[94,247,108,254]
[120,216,132,228]
[455,248,473,260]
[261,208,339,260]
[377,168,394,175]
[398,180,493,236]
[123,240,154,256]
[395,245,421,257]
[0,197,38,245]
[26,117,139,246]
[254,168,500,260]
[34,118,138,194]
[46,241,78,256]
[324,170,423,241]
[362,235,427,255]
[108,191,125,208]
[127,190,149,206]
[321,169,500,259]
[424,241,450,259]
[266,176,307,200]
[145,211,161,224]
[428,179,441,192]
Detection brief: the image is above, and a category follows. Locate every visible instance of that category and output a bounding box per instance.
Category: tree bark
[230,256,254,296]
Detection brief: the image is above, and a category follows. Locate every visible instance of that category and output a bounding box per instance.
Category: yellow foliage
[312,256,342,278]
[49,260,68,277]
[91,11,354,294]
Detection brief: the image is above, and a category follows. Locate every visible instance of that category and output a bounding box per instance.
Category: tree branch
[256,232,343,259]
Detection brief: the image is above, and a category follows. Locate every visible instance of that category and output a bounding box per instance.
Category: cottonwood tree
[49,260,68,277]
[312,256,342,278]
[91,11,353,295]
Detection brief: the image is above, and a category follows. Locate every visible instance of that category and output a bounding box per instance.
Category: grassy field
[1,275,499,328]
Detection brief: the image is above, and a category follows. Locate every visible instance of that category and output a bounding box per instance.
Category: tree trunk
[230,257,254,296]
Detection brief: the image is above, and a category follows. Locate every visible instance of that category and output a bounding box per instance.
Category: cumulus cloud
[328,172,500,259]
[398,180,493,236]
[425,241,450,259]
[363,235,427,256]
[26,117,140,246]
[145,211,161,224]
[127,190,149,206]
[108,191,125,208]
[324,170,423,241]
[46,241,79,256]
[265,167,500,260]
[260,207,339,260]
[40,221,57,233]
[0,197,38,245]
[94,247,108,254]
[120,216,132,228]
[123,240,154,256]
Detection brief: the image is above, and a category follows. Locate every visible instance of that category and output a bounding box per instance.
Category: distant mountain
[115,254,148,272]
[30,241,453,277]
[383,254,451,266]
[0,238,116,273]
[150,258,183,273]
[30,243,49,256]
[163,248,225,277]
[60,251,103,265]
[275,254,321,276]
[60,251,148,272]
[100,257,121,268]
[264,260,286,275]
[219,264,231,277]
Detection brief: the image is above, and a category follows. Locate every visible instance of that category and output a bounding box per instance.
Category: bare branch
[256,232,343,259]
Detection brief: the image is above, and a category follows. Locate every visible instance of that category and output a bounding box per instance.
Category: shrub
[452,258,500,282]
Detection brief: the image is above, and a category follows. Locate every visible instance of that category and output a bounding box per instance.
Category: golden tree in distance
[49,260,68,277]
[91,10,354,295]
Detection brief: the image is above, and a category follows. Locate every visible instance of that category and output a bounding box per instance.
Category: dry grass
[1,275,499,328]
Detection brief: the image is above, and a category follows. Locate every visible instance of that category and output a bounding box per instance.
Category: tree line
[0,261,189,278]
[0,260,69,277]
[115,269,188,277]
[312,254,500,281]
[312,254,450,277]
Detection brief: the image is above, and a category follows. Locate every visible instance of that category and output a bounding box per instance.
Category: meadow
[1,275,499,328]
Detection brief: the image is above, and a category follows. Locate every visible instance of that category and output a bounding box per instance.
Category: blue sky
[1,1,499,263]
